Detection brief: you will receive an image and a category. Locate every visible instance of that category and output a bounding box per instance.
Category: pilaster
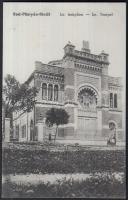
[36,120,44,142]
[4,118,10,142]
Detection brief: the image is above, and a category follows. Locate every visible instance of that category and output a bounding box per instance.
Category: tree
[3,74,38,118]
[17,83,37,113]
[3,74,20,118]
[45,108,69,142]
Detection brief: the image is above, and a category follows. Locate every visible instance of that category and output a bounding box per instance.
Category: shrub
[2,173,126,198]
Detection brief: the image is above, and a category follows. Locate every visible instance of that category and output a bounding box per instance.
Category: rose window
[78,88,97,110]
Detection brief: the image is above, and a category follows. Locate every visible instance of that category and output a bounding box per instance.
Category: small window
[22,125,26,138]
[114,93,117,108]
[48,84,53,101]
[110,93,113,108]
[42,83,47,100]
[54,85,58,101]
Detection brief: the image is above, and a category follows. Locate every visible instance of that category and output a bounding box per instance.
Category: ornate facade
[13,41,124,144]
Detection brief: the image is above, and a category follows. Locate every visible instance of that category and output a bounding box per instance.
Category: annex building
[13,41,124,145]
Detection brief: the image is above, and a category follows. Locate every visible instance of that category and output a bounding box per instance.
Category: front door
[78,116,97,140]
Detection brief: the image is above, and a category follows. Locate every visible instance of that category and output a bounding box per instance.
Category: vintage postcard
[2,2,126,198]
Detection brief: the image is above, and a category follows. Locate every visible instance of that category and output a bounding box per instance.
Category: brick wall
[76,73,100,91]
[107,111,122,128]
[101,75,109,106]
[102,110,122,127]
[64,68,74,86]
[64,88,75,101]
[35,107,50,123]
[65,107,74,123]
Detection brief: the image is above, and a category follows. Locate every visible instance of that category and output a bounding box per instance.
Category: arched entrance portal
[77,86,98,140]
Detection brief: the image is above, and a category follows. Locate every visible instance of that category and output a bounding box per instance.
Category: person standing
[107,125,116,146]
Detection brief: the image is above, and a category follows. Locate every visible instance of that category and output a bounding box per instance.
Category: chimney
[81,40,90,53]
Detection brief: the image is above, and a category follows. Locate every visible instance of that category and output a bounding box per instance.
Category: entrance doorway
[77,86,98,140]
[78,116,97,139]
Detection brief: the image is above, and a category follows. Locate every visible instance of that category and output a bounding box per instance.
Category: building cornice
[109,109,122,113]
[75,63,102,75]
[34,72,64,84]
[63,50,109,65]
[35,101,64,107]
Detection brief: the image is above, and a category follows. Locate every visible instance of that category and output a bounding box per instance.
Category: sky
[3,3,126,83]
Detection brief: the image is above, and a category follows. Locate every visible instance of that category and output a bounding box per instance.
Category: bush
[2,173,126,198]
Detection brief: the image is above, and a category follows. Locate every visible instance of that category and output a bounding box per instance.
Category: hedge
[2,148,125,174]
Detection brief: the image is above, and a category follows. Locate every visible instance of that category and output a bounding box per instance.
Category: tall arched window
[48,84,53,101]
[54,85,58,101]
[114,93,117,108]
[42,83,47,100]
[110,93,113,108]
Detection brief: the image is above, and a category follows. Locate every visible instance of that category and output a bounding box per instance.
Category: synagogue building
[13,41,124,144]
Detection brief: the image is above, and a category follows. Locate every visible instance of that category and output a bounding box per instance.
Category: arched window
[48,84,53,101]
[114,93,117,108]
[42,83,47,100]
[110,93,113,108]
[54,85,58,101]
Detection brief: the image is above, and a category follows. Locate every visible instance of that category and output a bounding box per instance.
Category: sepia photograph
[2,2,126,198]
